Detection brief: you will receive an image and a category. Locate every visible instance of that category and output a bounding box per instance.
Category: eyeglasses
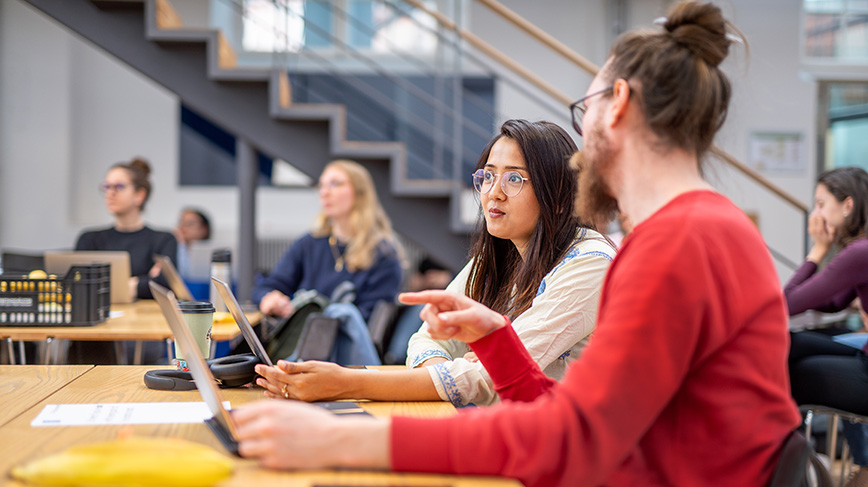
[472,169,529,197]
[570,86,614,136]
[315,180,348,191]
[99,182,129,193]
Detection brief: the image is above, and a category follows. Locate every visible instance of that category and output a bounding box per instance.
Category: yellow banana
[11,436,234,486]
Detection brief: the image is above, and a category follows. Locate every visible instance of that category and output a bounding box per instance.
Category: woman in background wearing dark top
[787,166,868,487]
[251,160,402,323]
[76,158,177,301]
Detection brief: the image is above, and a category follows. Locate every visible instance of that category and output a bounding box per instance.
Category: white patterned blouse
[406,227,615,406]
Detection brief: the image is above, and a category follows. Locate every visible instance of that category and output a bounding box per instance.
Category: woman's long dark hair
[818,166,868,247]
[466,119,590,318]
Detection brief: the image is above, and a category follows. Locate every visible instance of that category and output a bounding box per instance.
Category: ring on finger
[281,384,289,400]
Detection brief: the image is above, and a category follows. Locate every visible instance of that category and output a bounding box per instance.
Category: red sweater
[391,191,801,487]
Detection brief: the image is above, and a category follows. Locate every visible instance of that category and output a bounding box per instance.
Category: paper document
[31,401,231,427]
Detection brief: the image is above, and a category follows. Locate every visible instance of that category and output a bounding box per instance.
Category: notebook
[150,281,240,454]
[45,251,133,304]
[154,254,194,302]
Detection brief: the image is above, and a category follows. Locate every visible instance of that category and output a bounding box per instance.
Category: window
[804,0,868,61]
[242,0,437,54]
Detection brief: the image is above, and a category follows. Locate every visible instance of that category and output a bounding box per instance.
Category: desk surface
[0,366,519,487]
[0,365,93,427]
[0,300,256,342]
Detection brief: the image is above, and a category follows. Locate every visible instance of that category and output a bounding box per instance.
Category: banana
[10,436,234,486]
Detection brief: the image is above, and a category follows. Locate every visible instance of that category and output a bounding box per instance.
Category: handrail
[474,0,810,216]
[402,0,571,106]
[475,0,599,76]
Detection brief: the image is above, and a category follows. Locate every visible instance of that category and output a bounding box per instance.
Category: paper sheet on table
[31,401,231,427]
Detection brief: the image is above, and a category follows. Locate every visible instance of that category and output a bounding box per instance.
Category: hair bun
[129,157,151,176]
[664,2,730,67]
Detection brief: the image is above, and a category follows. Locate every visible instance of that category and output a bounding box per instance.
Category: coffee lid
[178,301,216,314]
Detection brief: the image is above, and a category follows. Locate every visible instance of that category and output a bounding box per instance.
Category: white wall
[0,0,843,281]
[471,0,818,281]
[0,0,320,257]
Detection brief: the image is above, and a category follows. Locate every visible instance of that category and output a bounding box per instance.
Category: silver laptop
[211,277,272,367]
[154,254,194,302]
[149,281,240,454]
[45,251,133,304]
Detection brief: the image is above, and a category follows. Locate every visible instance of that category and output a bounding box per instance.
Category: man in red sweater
[232,2,802,485]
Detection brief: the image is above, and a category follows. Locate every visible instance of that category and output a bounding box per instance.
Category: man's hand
[399,290,507,344]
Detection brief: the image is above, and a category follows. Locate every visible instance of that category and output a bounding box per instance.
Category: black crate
[0,263,111,326]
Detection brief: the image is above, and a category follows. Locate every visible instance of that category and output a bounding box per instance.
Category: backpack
[264,289,331,362]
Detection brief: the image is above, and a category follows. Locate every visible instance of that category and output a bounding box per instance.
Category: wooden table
[0,301,259,365]
[0,365,92,427]
[0,365,519,487]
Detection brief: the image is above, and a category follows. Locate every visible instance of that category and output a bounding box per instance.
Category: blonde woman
[252,160,402,324]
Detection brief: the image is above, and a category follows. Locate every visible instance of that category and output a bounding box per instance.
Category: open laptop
[45,251,133,304]
[154,254,194,302]
[209,278,368,414]
[211,277,272,367]
[150,281,240,455]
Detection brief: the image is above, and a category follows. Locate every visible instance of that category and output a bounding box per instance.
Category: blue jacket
[251,233,402,321]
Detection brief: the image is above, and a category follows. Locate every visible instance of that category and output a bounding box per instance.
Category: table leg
[5,338,14,365]
[133,341,143,365]
[114,341,126,365]
[18,340,26,365]
[43,337,53,365]
[165,339,173,365]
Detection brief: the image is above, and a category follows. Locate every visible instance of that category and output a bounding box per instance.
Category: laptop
[154,254,194,302]
[211,277,272,367]
[150,281,240,455]
[209,278,368,413]
[45,251,133,304]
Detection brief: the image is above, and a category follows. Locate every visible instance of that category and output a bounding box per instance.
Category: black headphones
[143,353,261,390]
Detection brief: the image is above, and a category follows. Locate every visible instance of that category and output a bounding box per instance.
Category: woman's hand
[233,399,390,470]
[259,290,295,317]
[399,290,507,344]
[255,360,356,402]
[806,210,835,263]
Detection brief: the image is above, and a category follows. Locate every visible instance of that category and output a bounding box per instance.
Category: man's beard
[573,125,619,230]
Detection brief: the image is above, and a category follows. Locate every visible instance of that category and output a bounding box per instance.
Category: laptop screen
[211,277,272,367]
[149,281,239,450]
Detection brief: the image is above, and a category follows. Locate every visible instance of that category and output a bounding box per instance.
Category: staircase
[22,0,475,288]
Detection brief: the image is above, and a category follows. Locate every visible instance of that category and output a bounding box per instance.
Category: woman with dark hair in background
[253,119,614,407]
[174,207,211,279]
[76,157,176,301]
[787,166,868,487]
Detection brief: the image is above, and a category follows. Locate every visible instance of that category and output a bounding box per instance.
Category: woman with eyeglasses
[251,160,402,332]
[253,119,615,406]
[75,158,177,301]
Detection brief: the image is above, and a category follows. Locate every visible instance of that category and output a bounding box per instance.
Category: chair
[802,405,868,486]
[768,428,833,487]
[367,300,399,362]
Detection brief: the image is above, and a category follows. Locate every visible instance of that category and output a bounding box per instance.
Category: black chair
[769,428,833,487]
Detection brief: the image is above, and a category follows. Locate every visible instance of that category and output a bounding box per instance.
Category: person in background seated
[174,208,211,279]
[76,158,176,301]
[251,160,403,364]
[253,119,614,408]
[231,3,801,485]
[787,166,868,487]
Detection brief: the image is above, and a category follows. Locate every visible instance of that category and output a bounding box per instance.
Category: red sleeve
[391,227,707,487]
[469,321,557,402]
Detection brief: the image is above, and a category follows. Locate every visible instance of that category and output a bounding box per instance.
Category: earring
[844,211,850,217]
